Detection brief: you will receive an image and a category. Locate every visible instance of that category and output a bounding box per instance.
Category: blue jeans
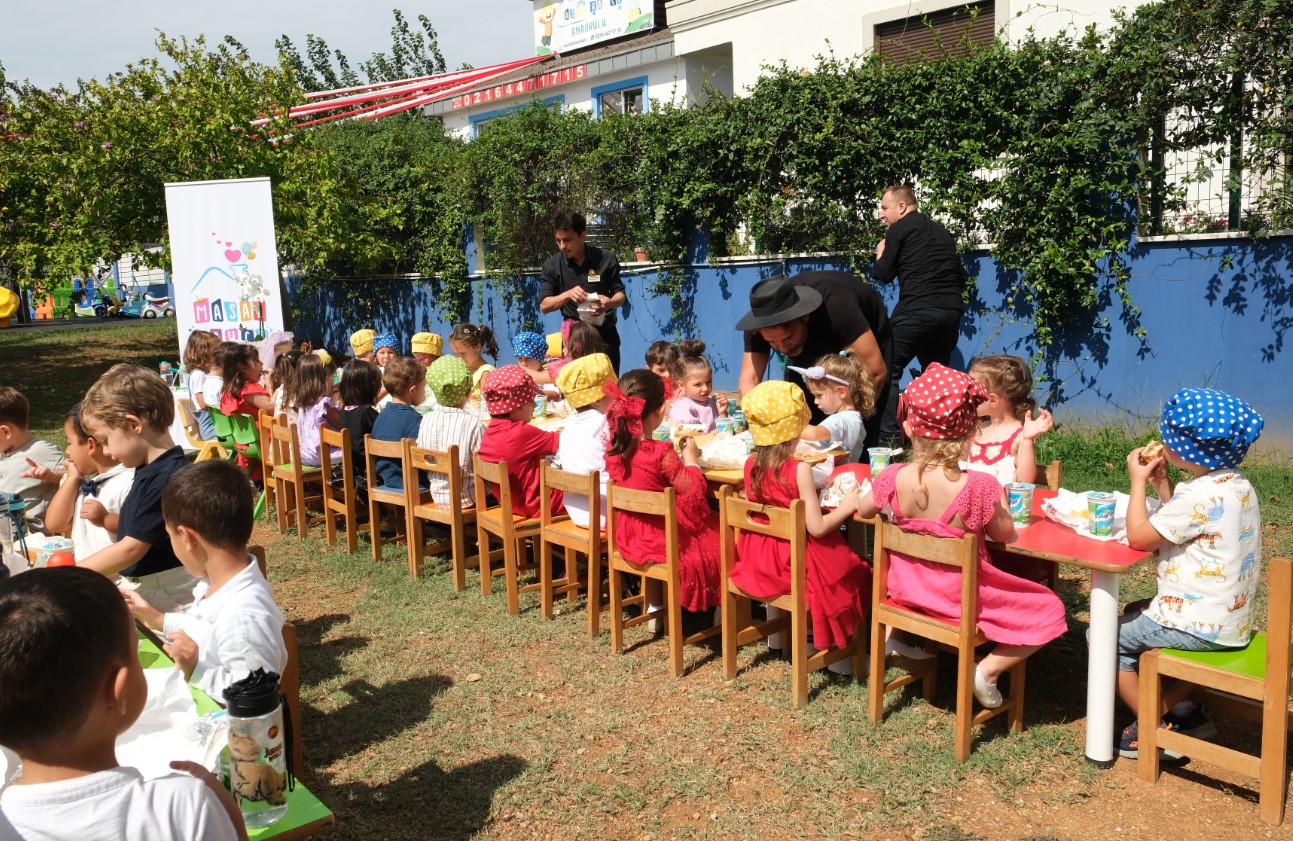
[1116,605,1232,671]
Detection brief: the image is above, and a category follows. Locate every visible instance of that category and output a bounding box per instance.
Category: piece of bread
[1139,440,1164,464]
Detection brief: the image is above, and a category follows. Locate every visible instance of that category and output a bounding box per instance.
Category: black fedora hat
[735,275,823,331]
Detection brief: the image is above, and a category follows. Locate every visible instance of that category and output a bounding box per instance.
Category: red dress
[870,465,1066,646]
[220,382,269,480]
[730,459,869,650]
[603,439,720,612]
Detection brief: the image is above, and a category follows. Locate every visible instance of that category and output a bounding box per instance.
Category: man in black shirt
[538,210,627,371]
[871,185,968,444]
[737,271,892,452]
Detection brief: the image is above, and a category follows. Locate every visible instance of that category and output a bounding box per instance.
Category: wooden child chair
[174,398,225,461]
[363,435,412,563]
[1138,556,1293,824]
[472,455,546,615]
[250,545,303,778]
[318,425,366,554]
[406,444,491,583]
[718,486,864,708]
[606,480,721,678]
[539,464,606,635]
[868,518,1026,762]
[269,414,326,540]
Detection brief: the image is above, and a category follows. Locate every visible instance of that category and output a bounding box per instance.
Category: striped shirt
[416,406,484,507]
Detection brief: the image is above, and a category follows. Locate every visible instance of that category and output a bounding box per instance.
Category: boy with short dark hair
[370,356,426,491]
[0,385,65,534]
[78,364,199,612]
[0,566,245,840]
[122,459,286,701]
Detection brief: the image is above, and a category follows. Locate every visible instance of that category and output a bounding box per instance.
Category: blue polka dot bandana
[513,331,548,361]
[372,332,399,353]
[1160,388,1263,470]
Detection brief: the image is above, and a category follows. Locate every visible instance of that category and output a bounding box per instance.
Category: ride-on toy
[118,291,175,319]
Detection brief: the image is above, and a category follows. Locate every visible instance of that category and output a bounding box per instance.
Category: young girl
[289,354,341,468]
[203,342,236,427]
[449,323,499,418]
[965,354,1054,485]
[547,320,609,381]
[219,343,273,480]
[269,349,304,418]
[856,363,1067,707]
[667,339,729,432]
[730,381,869,662]
[792,351,875,459]
[513,331,560,396]
[603,369,721,618]
[373,333,400,369]
[336,359,383,504]
[182,330,220,440]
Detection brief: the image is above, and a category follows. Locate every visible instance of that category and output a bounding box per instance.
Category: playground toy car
[71,290,108,318]
[118,292,175,319]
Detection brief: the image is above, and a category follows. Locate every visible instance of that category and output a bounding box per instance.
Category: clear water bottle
[223,669,293,828]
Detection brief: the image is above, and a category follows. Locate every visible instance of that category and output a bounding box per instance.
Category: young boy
[121,460,286,702]
[554,353,616,528]
[77,364,199,612]
[477,365,563,519]
[416,356,482,508]
[1117,387,1264,759]
[514,330,561,397]
[0,386,66,534]
[24,404,135,562]
[411,332,443,413]
[0,567,245,840]
[349,328,376,363]
[370,356,426,491]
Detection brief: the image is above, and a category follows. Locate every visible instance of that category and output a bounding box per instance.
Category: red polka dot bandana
[897,363,988,440]
[482,365,539,416]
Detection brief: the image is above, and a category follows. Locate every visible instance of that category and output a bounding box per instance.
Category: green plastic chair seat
[1161,632,1267,681]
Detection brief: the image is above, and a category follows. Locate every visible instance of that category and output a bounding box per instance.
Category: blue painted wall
[285,233,1293,449]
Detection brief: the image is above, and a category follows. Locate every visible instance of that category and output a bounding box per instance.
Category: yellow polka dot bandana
[349,328,376,357]
[742,381,810,446]
[556,353,616,409]
[411,332,443,356]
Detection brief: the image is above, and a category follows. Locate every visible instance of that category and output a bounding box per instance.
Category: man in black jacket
[871,184,967,444]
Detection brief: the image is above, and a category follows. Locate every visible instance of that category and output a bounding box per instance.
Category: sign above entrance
[533,0,654,55]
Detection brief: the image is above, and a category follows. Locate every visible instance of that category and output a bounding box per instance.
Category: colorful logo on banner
[450,65,587,110]
[533,0,654,55]
[189,232,272,341]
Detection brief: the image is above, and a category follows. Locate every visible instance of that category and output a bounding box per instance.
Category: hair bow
[603,379,646,440]
[786,364,848,386]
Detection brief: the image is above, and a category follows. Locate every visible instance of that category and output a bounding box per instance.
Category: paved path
[3,317,168,332]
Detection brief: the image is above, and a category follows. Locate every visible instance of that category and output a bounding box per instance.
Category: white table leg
[1085,569,1121,767]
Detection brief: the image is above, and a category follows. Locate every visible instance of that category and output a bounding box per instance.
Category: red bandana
[897,363,988,440]
[482,365,538,415]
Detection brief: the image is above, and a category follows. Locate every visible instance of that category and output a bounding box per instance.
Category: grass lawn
[3,319,1292,840]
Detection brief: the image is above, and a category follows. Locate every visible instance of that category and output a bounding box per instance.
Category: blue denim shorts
[1117,606,1230,671]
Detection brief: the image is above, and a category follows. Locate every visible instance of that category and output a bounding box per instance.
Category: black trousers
[877,307,963,445]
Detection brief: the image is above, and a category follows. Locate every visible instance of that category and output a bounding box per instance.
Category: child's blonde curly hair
[809,351,876,417]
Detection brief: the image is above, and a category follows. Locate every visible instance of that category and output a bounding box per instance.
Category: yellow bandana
[742,381,810,446]
[556,353,616,409]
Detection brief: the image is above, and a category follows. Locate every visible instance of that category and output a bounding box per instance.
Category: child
[731,381,869,663]
[514,330,559,391]
[370,356,426,491]
[269,349,304,417]
[645,339,680,394]
[337,360,382,497]
[1116,387,1264,759]
[289,354,341,468]
[791,351,876,459]
[203,342,236,426]
[410,332,443,367]
[449,323,499,416]
[668,339,729,432]
[546,320,605,380]
[122,460,287,702]
[0,386,65,534]
[856,363,1066,707]
[219,344,272,480]
[0,567,245,841]
[29,404,135,562]
[477,366,562,519]
[349,328,377,363]
[555,353,616,528]
[603,369,721,617]
[416,356,483,508]
[965,354,1054,485]
[373,332,400,370]
[182,330,221,440]
[78,364,200,612]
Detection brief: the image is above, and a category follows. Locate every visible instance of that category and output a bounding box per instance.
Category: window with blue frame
[470,95,566,138]
[592,76,647,118]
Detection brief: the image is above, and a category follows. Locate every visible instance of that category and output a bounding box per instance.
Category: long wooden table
[138,633,336,839]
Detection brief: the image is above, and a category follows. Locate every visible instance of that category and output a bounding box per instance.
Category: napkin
[115,668,211,778]
[699,432,753,469]
[821,473,870,508]
[1041,489,1161,544]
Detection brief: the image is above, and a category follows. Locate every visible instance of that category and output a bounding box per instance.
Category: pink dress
[603,439,720,612]
[730,459,870,650]
[870,465,1066,646]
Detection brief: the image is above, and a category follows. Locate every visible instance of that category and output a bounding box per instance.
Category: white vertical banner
[163,177,285,358]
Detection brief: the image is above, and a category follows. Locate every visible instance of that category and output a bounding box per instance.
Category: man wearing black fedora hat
[736,271,892,451]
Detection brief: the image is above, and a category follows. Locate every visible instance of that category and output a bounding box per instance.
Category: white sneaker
[646,609,665,635]
[973,665,1003,709]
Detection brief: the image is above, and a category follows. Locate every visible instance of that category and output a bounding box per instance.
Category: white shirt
[187,369,208,411]
[71,463,135,562]
[556,408,610,529]
[416,406,483,507]
[1148,468,1261,648]
[201,374,224,411]
[162,557,287,702]
[820,410,864,455]
[0,767,240,841]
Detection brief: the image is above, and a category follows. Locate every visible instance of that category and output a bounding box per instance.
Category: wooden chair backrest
[247,543,302,774]
[1043,459,1063,491]
[407,444,462,507]
[719,486,807,597]
[1269,557,1293,687]
[363,434,407,491]
[268,413,298,463]
[318,425,352,475]
[473,455,514,517]
[606,480,677,564]
[541,464,599,527]
[873,519,980,636]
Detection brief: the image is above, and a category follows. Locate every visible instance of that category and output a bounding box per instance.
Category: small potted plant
[633,245,650,262]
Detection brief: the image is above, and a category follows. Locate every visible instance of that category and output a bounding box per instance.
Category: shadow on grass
[294,612,370,686]
[305,675,452,769]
